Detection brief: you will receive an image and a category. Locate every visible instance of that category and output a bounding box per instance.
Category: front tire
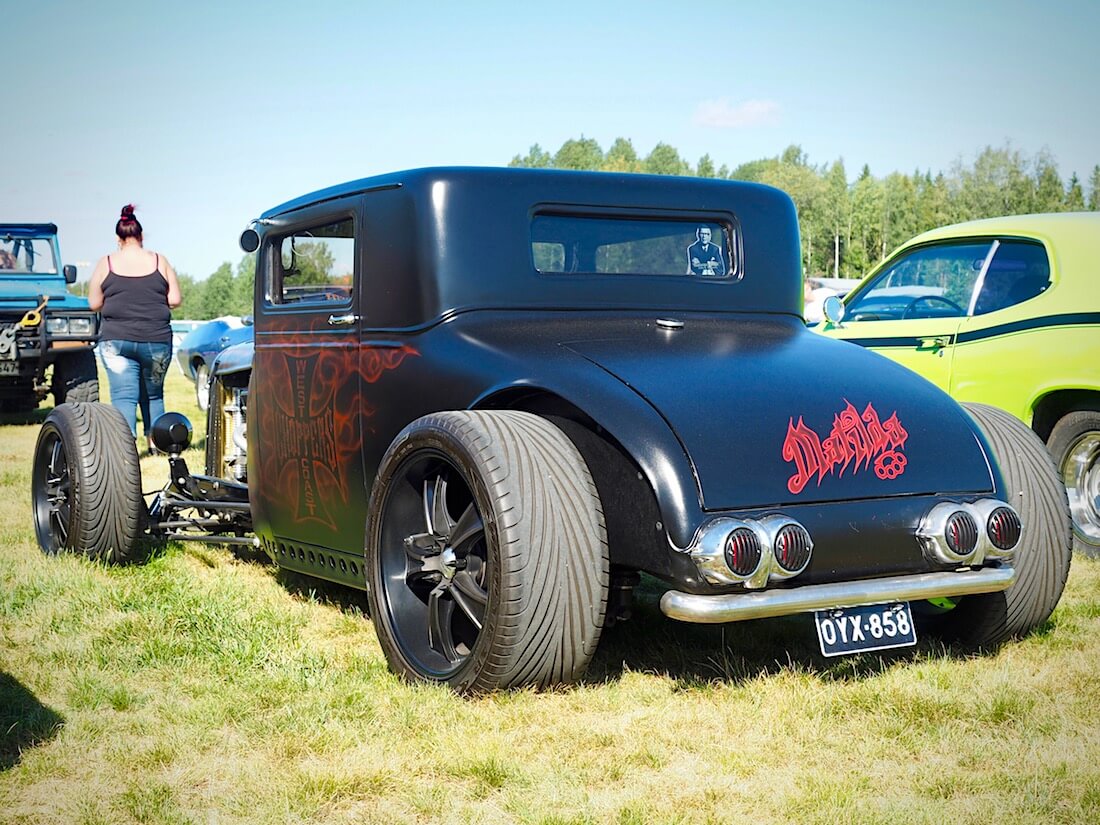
[32,402,144,563]
[928,403,1072,647]
[1047,410,1100,558]
[366,410,609,693]
[51,350,99,404]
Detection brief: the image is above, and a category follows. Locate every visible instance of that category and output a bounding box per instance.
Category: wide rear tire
[32,402,144,564]
[927,403,1072,647]
[366,410,609,693]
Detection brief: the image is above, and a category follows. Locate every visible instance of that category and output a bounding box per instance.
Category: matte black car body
[38,166,1067,691]
[226,168,1006,593]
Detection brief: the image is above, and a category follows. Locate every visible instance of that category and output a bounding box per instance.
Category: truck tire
[926,403,1072,648]
[52,350,99,404]
[1047,409,1100,558]
[366,410,609,693]
[32,402,144,564]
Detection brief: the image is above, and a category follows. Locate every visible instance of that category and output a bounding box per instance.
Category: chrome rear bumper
[660,566,1016,624]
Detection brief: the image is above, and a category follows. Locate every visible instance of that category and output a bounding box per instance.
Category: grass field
[2,368,1099,824]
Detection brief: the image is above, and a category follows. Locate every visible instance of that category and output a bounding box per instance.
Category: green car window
[971,241,1051,315]
[846,239,1051,321]
[846,241,992,321]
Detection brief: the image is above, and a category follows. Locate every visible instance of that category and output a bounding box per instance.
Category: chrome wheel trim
[1062,431,1100,547]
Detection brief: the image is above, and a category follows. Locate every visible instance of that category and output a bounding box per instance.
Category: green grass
[2,368,1100,823]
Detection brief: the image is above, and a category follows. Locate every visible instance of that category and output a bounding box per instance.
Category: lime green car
[817,212,1100,557]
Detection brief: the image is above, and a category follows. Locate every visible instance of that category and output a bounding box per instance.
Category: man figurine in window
[687,226,725,277]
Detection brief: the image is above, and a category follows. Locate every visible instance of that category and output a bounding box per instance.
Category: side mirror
[823,295,846,327]
[63,264,77,284]
[241,314,254,326]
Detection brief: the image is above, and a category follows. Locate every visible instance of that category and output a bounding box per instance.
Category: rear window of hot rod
[531,214,739,280]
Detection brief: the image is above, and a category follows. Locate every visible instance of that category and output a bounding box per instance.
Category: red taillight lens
[987,507,1022,550]
[774,523,813,573]
[724,527,763,577]
[945,511,979,556]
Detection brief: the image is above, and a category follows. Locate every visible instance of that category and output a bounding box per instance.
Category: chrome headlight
[45,317,69,334]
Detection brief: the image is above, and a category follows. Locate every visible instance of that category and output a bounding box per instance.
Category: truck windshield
[0,237,57,273]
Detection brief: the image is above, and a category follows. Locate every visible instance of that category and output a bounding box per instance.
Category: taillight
[773,523,813,574]
[945,511,979,556]
[987,507,1022,551]
[724,528,763,577]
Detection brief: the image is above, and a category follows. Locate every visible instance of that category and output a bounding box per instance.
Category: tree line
[155,138,1098,317]
[510,138,1100,279]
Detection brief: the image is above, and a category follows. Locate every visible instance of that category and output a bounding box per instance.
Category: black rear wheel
[366,411,609,692]
[32,402,144,563]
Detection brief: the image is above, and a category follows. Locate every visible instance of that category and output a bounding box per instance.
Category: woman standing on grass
[89,204,182,449]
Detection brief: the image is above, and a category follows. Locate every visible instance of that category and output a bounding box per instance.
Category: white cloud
[692,98,781,129]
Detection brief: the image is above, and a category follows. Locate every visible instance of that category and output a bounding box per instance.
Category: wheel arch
[1030,388,1100,441]
[471,387,698,578]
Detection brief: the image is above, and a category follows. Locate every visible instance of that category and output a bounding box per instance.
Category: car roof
[907,212,1100,245]
[0,223,59,237]
[255,166,806,325]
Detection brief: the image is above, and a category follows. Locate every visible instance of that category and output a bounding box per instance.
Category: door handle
[327,313,359,326]
[918,335,951,350]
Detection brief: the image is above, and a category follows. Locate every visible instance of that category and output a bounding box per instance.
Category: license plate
[0,360,18,375]
[814,601,916,657]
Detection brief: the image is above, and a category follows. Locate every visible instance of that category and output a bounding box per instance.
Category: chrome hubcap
[1062,431,1100,546]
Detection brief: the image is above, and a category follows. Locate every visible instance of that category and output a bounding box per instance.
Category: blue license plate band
[814,601,917,657]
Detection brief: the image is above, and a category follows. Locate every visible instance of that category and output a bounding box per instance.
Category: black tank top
[99,255,173,343]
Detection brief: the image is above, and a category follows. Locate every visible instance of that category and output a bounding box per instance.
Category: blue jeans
[99,340,172,436]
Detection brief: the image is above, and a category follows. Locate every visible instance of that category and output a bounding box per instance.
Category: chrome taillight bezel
[918,499,1021,566]
[689,515,814,587]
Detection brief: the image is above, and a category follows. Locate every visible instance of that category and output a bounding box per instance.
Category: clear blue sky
[5,0,1098,286]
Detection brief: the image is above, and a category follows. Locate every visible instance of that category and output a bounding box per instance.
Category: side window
[971,240,1050,315]
[271,217,355,306]
[845,241,993,321]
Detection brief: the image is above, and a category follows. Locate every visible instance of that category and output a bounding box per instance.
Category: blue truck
[0,224,99,412]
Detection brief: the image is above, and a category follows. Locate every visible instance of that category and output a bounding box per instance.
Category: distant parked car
[169,320,202,361]
[175,316,253,410]
[818,212,1100,557]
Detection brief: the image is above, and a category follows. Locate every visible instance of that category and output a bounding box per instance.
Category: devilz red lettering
[783,401,909,494]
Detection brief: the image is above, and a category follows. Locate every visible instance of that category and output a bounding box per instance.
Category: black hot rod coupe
[32,168,1071,692]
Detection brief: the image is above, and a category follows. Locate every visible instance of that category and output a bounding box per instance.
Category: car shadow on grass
[0,672,65,772]
[275,568,371,618]
[240,555,976,691]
